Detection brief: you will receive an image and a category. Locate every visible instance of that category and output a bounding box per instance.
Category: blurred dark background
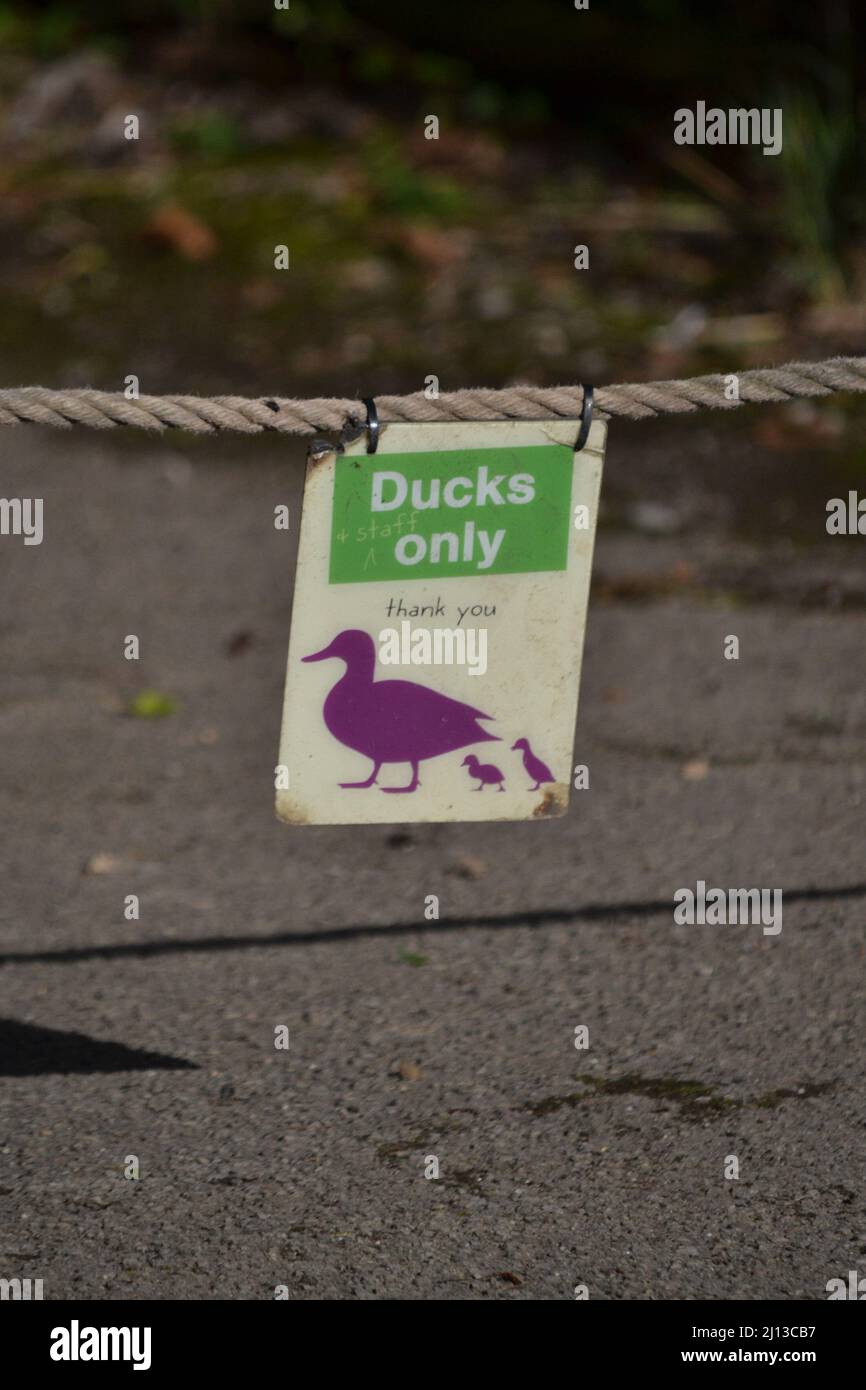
[0,0,864,399]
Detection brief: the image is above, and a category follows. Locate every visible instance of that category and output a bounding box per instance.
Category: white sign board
[277,418,605,824]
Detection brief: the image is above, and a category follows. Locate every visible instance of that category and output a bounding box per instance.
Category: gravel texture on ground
[0,423,863,1300]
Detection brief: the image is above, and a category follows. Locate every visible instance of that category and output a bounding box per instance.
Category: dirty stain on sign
[277,418,605,825]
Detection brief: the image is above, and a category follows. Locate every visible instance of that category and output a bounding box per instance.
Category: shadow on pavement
[1,883,864,969]
[0,1018,198,1076]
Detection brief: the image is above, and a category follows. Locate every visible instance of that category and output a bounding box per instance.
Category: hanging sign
[276,417,605,824]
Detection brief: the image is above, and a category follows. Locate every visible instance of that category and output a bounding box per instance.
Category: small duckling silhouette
[461,754,505,791]
[511,737,555,791]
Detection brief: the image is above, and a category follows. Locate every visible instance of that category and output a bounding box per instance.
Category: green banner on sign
[329,444,574,584]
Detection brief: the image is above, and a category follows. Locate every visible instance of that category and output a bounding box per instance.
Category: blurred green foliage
[773,79,864,300]
[169,111,248,161]
[361,134,466,219]
[0,3,84,57]
[0,0,863,396]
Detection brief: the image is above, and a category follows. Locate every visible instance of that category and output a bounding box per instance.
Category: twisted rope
[1,356,864,436]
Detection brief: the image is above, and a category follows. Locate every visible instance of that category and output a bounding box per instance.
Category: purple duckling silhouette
[461,754,505,791]
[303,629,499,793]
[511,737,556,791]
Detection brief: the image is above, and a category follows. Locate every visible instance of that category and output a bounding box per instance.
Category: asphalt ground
[0,418,864,1300]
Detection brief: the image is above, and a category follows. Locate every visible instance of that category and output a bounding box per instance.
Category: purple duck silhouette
[511,737,556,791]
[304,629,499,793]
[461,754,505,791]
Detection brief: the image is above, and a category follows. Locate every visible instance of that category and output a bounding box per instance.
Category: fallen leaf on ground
[449,854,488,880]
[398,949,428,968]
[681,758,710,780]
[82,852,124,876]
[127,689,178,719]
[390,1059,423,1081]
[144,203,217,261]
